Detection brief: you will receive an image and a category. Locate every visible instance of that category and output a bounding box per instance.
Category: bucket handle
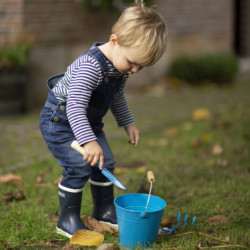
[141,171,154,218]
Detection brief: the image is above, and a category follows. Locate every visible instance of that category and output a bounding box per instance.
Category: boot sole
[56,227,73,239]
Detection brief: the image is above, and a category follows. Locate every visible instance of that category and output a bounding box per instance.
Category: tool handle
[71,140,85,156]
[71,140,101,169]
[147,171,155,182]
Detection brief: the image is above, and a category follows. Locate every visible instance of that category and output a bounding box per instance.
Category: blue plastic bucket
[114,193,166,248]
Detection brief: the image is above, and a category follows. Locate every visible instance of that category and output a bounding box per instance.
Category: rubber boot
[56,184,89,238]
[90,179,118,229]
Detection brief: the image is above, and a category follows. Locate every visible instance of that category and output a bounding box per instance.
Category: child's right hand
[83,141,104,170]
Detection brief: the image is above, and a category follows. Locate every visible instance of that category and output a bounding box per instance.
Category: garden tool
[158,212,197,235]
[71,140,126,190]
[137,171,196,235]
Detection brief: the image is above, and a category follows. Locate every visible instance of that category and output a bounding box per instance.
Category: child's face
[110,38,145,74]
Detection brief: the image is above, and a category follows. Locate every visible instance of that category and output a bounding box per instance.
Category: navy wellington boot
[56,185,89,238]
[89,180,118,229]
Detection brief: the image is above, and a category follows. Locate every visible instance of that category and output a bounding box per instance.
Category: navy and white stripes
[52,47,134,146]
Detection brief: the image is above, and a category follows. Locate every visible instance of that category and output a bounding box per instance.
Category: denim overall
[39,44,125,189]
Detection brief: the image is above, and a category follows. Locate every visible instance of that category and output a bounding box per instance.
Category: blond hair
[112,0,167,66]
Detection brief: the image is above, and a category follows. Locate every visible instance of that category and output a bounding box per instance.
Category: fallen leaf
[0,173,23,184]
[192,108,211,121]
[206,159,215,166]
[1,192,26,202]
[166,127,178,136]
[114,168,128,175]
[191,138,201,148]
[38,198,46,204]
[70,229,104,246]
[169,77,181,88]
[216,159,228,166]
[183,122,193,131]
[53,176,63,185]
[212,144,223,155]
[97,243,119,250]
[224,236,230,243]
[81,215,117,234]
[36,173,44,184]
[205,215,229,224]
[200,134,212,143]
[135,166,147,173]
[160,216,177,228]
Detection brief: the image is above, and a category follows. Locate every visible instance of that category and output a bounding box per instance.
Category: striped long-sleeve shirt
[52,44,134,146]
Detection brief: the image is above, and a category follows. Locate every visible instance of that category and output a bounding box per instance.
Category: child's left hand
[125,124,140,148]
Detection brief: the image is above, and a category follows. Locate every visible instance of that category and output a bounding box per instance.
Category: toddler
[39,0,167,238]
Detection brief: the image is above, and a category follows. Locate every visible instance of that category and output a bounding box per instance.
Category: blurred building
[0,0,249,110]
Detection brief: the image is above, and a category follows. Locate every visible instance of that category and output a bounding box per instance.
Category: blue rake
[158,212,196,235]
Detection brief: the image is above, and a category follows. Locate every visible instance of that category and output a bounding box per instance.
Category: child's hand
[125,124,140,148]
[83,141,104,170]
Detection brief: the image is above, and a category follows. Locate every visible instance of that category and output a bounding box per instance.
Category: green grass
[0,80,249,249]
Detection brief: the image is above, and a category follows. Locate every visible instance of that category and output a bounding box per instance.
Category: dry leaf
[97,243,119,250]
[166,127,178,136]
[81,215,117,234]
[0,173,23,184]
[1,192,26,202]
[191,138,201,148]
[212,144,223,155]
[183,122,193,131]
[70,229,104,246]
[160,216,177,228]
[36,173,44,184]
[224,236,230,243]
[53,176,63,185]
[192,108,211,121]
[215,159,228,167]
[205,215,229,224]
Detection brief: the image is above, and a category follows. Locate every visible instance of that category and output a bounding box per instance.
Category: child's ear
[110,34,118,46]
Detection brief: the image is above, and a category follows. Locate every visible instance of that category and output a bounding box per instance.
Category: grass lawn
[0,80,249,249]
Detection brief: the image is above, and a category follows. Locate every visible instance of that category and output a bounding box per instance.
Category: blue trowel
[71,140,127,190]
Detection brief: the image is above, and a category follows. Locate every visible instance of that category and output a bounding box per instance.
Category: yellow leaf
[200,134,211,143]
[114,168,128,175]
[135,166,147,173]
[192,108,211,121]
[70,229,104,246]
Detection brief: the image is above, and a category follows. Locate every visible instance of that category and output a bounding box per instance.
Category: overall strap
[88,44,109,73]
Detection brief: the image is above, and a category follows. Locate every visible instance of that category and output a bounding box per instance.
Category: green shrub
[169,53,239,84]
[0,40,32,72]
